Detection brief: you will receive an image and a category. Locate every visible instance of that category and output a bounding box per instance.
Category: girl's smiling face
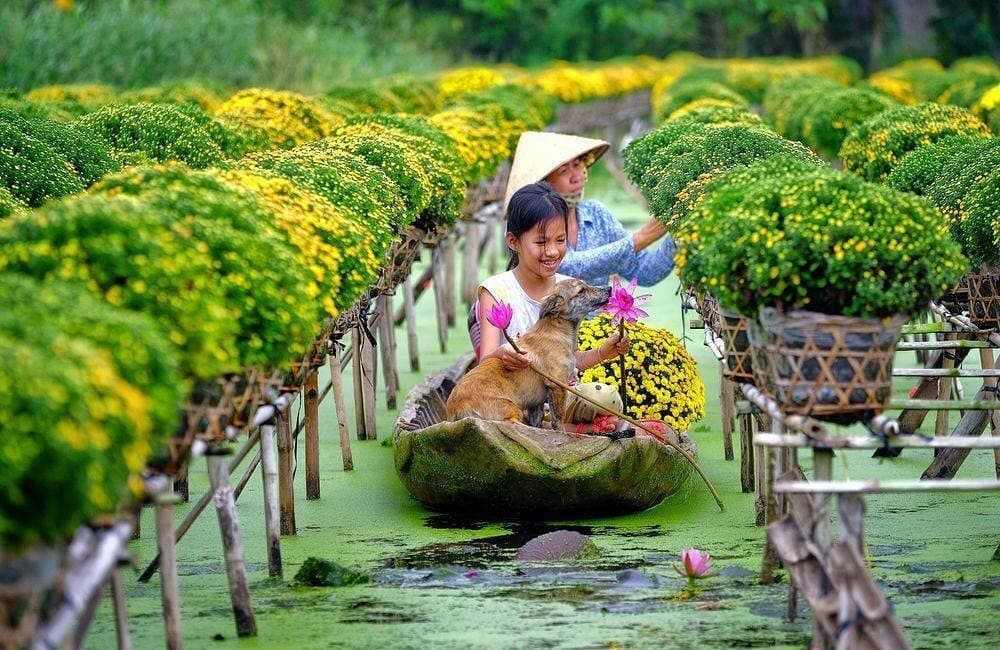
[508,215,567,279]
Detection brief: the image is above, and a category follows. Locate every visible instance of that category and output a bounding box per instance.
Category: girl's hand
[494,344,531,371]
[599,333,630,361]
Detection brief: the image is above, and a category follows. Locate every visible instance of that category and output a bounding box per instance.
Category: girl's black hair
[504,181,569,271]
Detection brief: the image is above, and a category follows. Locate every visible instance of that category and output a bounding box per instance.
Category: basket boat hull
[393,354,696,518]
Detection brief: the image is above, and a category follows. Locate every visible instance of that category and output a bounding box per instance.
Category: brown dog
[446,278,611,427]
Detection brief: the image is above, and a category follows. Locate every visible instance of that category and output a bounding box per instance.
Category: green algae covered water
[85,169,999,649]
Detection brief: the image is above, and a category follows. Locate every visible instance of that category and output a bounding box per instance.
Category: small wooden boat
[393,354,697,518]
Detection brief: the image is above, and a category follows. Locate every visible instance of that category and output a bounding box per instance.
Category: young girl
[470,182,629,430]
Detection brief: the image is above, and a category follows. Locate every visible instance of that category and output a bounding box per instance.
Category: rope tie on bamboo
[983,385,999,394]
[943,350,962,361]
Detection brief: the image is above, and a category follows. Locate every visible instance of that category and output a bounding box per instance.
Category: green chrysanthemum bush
[886,135,990,196]
[170,103,270,160]
[800,87,897,159]
[117,79,230,112]
[221,170,380,316]
[0,194,240,380]
[429,107,516,184]
[652,77,750,126]
[924,138,1000,256]
[677,162,966,318]
[323,84,404,115]
[651,126,820,229]
[90,166,316,371]
[323,129,432,224]
[934,71,1000,109]
[577,315,706,432]
[335,118,465,229]
[0,121,84,207]
[762,75,843,144]
[0,333,151,549]
[444,84,556,145]
[0,111,120,187]
[377,74,440,114]
[215,88,345,150]
[243,146,402,258]
[865,58,945,104]
[663,102,765,129]
[77,102,225,168]
[972,83,1000,134]
[839,102,991,181]
[960,169,1000,269]
[0,273,184,437]
[0,186,24,218]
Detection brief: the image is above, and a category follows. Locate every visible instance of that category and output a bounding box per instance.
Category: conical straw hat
[503,131,610,211]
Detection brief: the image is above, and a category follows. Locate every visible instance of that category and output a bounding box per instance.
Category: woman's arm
[574,333,629,371]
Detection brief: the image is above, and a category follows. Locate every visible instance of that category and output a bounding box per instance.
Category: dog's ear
[539,292,566,317]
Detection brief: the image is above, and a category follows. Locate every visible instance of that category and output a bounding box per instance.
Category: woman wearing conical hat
[503,131,675,286]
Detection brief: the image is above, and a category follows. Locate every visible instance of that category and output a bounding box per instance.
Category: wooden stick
[775,478,1000,493]
[330,346,354,470]
[759,417,784,584]
[462,219,481,307]
[386,293,400,398]
[720,371,735,461]
[304,369,320,499]
[935,332,955,440]
[403,275,420,372]
[258,423,282,577]
[431,244,449,353]
[921,386,994,479]
[361,324,379,440]
[110,567,133,650]
[739,411,755,494]
[155,494,183,650]
[276,411,297,535]
[206,452,257,638]
[376,295,397,410]
[755,432,1000,449]
[443,230,457,327]
[351,327,365,440]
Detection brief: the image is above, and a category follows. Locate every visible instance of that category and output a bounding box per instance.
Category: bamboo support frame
[351,327,365,439]
[361,325,378,440]
[403,276,420,372]
[720,371,735,461]
[155,494,183,650]
[443,231,457,327]
[376,295,398,410]
[431,244,448,353]
[109,567,132,650]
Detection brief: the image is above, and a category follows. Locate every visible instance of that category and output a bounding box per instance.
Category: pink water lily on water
[674,548,717,583]
[604,276,650,326]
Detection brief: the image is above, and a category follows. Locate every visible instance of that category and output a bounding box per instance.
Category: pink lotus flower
[674,548,717,581]
[486,301,514,330]
[604,277,650,326]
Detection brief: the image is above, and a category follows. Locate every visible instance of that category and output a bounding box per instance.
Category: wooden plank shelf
[773,478,1000,494]
[754,432,1000,449]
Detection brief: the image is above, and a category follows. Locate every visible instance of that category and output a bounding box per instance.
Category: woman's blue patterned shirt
[557,199,676,287]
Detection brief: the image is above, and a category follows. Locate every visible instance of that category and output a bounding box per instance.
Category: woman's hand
[599,333,630,361]
[493,343,532,371]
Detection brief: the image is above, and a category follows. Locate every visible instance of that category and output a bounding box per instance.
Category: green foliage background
[1,1,996,91]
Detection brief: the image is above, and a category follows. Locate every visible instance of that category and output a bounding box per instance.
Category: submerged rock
[294,557,370,587]
[514,530,599,562]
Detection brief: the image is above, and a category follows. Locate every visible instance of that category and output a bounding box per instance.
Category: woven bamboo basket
[966,267,999,329]
[718,308,756,384]
[751,308,906,424]
[372,225,428,296]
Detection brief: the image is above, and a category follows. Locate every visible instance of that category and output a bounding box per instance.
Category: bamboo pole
[720,371,735,461]
[351,327,365,440]
[276,411,297,536]
[739,411,755,494]
[376,295,398,410]
[403,276,420,372]
[431,244,448,353]
[330,345,354,470]
[921,385,995,479]
[759,417,784,584]
[155,494,183,650]
[935,332,955,440]
[258,423,282,577]
[361,324,379,440]
[462,219,481,307]
[443,230,457,327]
[206,451,257,638]
[386,293,400,398]
[110,566,132,650]
[304,369,320,500]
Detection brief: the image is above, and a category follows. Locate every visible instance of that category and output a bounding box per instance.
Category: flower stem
[618,320,628,415]
[503,329,724,511]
